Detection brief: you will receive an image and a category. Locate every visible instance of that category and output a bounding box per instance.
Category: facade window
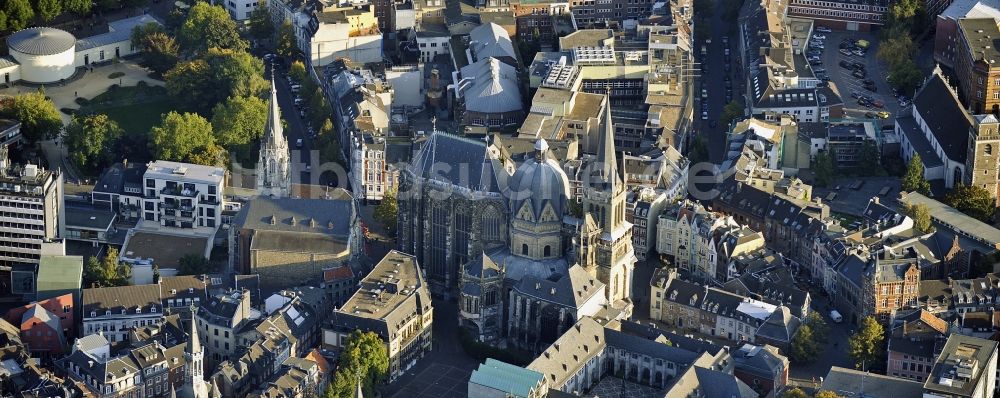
[522,244,528,255]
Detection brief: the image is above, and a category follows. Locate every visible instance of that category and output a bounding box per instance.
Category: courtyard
[583,377,666,398]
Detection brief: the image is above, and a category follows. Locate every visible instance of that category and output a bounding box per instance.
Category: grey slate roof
[459,57,523,114]
[912,73,972,164]
[468,23,517,63]
[409,131,511,193]
[756,306,800,344]
[514,264,603,308]
[507,140,570,219]
[822,366,924,398]
[83,284,161,316]
[896,115,945,168]
[77,15,160,51]
[233,197,354,239]
[7,27,75,56]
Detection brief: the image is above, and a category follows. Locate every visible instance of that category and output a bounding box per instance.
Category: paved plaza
[584,377,665,398]
[389,362,471,398]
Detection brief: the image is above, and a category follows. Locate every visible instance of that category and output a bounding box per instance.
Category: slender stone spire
[596,93,622,191]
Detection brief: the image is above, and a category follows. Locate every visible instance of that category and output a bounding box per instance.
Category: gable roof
[409,131,511,193]
[912,73,972,164]
[468,23,516,63]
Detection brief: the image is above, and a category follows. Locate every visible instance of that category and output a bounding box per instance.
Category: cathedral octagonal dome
[507,139,570,220]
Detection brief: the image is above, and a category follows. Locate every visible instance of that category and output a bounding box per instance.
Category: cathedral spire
[597,93,621,191]
[265,78,284,148]
[257,77,291,198]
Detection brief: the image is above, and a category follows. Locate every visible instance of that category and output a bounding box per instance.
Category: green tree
[813,150,837,187]
[889,59,923,97]
[945,183,997,222]
[689,136,709,164]
[902,154,931,195]
[133,24,180,75]
[374,188,398,237]
[848,316,885,370]
[63,0,92,15]
[178,2,247,54]
[876,33,914,70]
[275,22,297,58]
[5,90,62,143]
[721,100,744,126]
[781,388,810,398]
[5,0,33,31]
[84,247,129,287]
[308,87,328,129]
[178,254,210,275]
[790,324,821,363]
[903,203,933,233]
[64,114,124,173]
[211,95,269,148]
[35,0,61,23]
[248,5,275,40]
[165,59,213,111]
[98,0,121,12]
[289,61,307,83]
[804,311,829,341]
[148,111,218,164]
[857,140,882,175]
[124,0,150,10]
[0,11,9,32]
[334,331,389,397]
[165,48,267,113]
[815,391,844,398]
[320,118,334,137]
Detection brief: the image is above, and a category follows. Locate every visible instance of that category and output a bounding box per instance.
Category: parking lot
[816,30,902,126]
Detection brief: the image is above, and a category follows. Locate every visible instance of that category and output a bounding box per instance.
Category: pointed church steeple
[180,308,208,398]
[596,93,622,192]
[265,78,284,148]
[256,77,292,198]
[354,377,364,398]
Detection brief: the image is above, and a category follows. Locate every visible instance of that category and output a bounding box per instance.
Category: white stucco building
[0,15,157,85]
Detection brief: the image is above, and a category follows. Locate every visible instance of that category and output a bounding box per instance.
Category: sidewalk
[0,62,164,182]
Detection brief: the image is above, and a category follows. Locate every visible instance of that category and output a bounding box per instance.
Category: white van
[830,310,843,323]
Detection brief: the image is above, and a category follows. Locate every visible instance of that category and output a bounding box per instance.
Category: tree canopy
[35,0,61,23]
[165,48,267,113]
[721,100,744,126]
[848,316,885,370]
[902,155,931,195]
[790,312,828,364]
[856,140,883,176]
[903,203,933,233]
[63,0,92,16]
[329,331,389,397]
[781,388,810,398]
[275,22,297,59]
[211,95,269,148]
[815,391,845,398]
[374,188,398,237]
[65,114,124,173]
[132,24,180,76]
[813,150,837,187]
[5,90,62,143]
[177,2,248,54]
[84,247,130,288]
[178,254,210,275]
[5,0,33,31]
[248,5,275,40]
[945,183,997,222]
[149,111,219,165]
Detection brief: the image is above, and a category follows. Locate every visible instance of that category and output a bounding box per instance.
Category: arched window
[987,144,994,156]
[522,244,528,255]
[544,245,551,257]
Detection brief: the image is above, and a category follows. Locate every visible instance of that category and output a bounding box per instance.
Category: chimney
[873,196,880,205]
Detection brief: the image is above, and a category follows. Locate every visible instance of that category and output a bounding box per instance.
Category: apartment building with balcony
[141,161,226,230]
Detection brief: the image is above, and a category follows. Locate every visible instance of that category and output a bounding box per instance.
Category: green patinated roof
[37,255,83,290]
[469,358,543,398]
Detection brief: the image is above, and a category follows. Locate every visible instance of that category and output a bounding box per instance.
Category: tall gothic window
[482,207,502,242]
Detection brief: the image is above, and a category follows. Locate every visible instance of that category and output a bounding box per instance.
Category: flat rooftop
[121,231,211,269]
[340,251,423,320]
[821,366,923,398]
[899,192,1000,248]
[925,334,999,396]
[145,160,225,184]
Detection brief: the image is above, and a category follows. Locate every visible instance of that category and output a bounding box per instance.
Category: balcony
[160,186,199,198]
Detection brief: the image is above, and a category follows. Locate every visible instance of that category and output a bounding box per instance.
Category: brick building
[954,19,1000,114]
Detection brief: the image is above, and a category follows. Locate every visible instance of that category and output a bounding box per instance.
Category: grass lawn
[79,84,174,137]
[99,98,173,136]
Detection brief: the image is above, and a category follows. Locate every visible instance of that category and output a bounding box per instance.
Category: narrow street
[695,8,741,163]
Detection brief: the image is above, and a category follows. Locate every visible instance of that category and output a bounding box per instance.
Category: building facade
[141,161,227,230]
[0,145,63,266]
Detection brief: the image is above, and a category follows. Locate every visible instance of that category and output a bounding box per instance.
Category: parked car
[809,59,822,65]
[839,60,852,69]
[852,69,866,79]
[851,91,862,99]
[813,68,826,74]
[839,48,853,56]
[864,84,877,93]
[812,34,826,40]
[296,139,303,148]
[852,49,865,56]
[702,111,709,120]
[852,61,865,70]
[873,99,884,108]
[877,111,890,119]
[816,26,832,33]
[839,41,851,50]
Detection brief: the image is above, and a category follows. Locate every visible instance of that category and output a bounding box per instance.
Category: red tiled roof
[323,266,354,282]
